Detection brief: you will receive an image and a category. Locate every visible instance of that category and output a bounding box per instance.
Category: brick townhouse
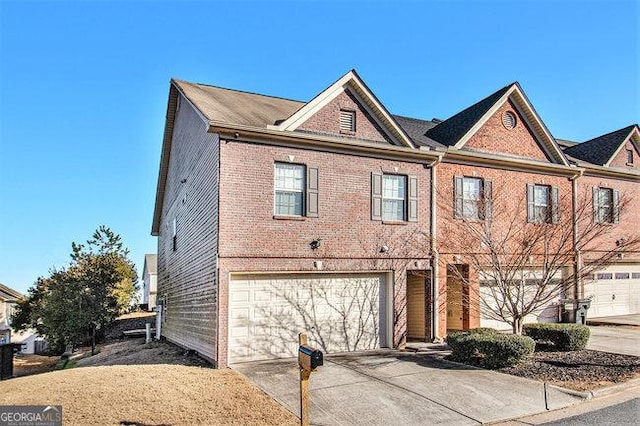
[152,70,639,367]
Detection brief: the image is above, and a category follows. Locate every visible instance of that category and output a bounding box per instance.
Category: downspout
[429,155,442,341]
[570,170,584,300]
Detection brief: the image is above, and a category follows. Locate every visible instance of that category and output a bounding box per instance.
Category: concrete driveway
[587,325,640,357]
[233,351,581,426]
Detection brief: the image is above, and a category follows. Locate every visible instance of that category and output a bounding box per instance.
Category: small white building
[0,283,22,344]
[142,254,158,310]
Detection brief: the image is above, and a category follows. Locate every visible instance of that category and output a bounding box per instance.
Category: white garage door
[479,269,562,330]
[229,273,389,364]
[584,265,640,317]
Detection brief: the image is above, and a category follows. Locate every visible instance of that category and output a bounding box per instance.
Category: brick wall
[297,89,393,144]
[464,100,550,161]
[608,139,638,170]
[435,162,574,335]
[575,174,640,256]
[216,139,433,367]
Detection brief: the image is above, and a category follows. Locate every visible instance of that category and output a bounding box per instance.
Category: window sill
[273,215,306,221]
[626,163,634,167]
[340,130,356,136]
[382,220,408,225]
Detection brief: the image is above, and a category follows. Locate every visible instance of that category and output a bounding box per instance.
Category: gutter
[570,169,584,300]
[428,155,442,341]
[209,122,444,163]
[442,148,583,177]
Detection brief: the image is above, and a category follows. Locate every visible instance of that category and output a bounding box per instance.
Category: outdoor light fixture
[310,239,322,250]
[380,245,389,253]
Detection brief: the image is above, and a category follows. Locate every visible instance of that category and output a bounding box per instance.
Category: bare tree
[439,183,640,335]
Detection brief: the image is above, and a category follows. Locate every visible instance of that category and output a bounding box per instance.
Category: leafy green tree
[12,226,138,354]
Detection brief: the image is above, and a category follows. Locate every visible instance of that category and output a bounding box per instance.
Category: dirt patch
[499,350,640,391]
[105,312,157,340]
[1,339,298,426]
[74,338,209,368]
[13,354,59,377]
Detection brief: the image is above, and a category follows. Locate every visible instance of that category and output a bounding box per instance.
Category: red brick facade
[215,139,432,367]
[298,89,393,144]
[465,100,549,161]
[609,139,639,169]
[154,75,640,368]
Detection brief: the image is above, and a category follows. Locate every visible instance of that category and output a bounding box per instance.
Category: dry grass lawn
[1,340,298,426]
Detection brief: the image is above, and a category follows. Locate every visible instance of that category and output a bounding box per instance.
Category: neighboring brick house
[152,70,639,367]
[398,83,583,335]
[152,71,441,367]
[562,125,640,317]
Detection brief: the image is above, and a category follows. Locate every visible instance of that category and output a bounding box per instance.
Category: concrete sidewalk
[234,351,582,426]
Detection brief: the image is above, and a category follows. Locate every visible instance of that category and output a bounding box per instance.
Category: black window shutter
[592,186,600,223]
[408,176,418,222]
[371,172,382,221]
[483,179,493,221]
[526,184,535,223]
[613,189,620,223]
[306,167,319,218]
[454,176,463,219]
[551,186,559,224]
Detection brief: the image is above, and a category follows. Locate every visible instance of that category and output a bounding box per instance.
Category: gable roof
[174,79,304,128]
[272,70,415,148]
[143,254,157,275]
[392,115,444,149]
[0,283,22,302]
[425,82,569,165]
[563,124,639,166]
[425,85,512,147]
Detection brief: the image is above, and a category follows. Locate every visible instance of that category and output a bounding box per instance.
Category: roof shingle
[563,125,638,165]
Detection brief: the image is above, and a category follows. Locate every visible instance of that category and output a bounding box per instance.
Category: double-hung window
[454,176,491,220]
[274,163,319,218]
[382,175,406,221]
[274,163,305,216]
[527,184,559,224]
[593,187,619,224]
[371,172,418,222]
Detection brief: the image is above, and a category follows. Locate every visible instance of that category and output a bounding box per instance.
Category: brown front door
[446,265,469,331]
[407,272,427,340]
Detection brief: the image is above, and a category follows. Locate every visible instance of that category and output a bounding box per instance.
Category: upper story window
[371,172,418,222]
[454,176,492,221]
[527,184,559,224]
[627,149,634,165]
[382,175,406,221]
[340,110,356,133]
[274,163,305,216]
[593,187,619,224]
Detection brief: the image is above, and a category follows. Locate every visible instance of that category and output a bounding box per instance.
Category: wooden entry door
[446,265,469,331]
[407,272,427,340]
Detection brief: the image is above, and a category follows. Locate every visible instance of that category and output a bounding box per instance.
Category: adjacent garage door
[229,273,389,364]
[584,265,640,318]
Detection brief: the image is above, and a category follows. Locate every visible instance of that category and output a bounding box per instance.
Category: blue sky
[0,0,638,295]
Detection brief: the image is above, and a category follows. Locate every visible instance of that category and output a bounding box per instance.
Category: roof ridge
[172,78,306,104]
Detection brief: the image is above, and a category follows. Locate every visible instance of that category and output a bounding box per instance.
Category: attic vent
[502,111,517,130]
[340,110,356,133]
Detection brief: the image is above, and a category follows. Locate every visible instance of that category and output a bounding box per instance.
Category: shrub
[446,329,535,368]
[523,323,590,351]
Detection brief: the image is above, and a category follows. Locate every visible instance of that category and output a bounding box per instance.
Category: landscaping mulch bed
[499,349,640,391]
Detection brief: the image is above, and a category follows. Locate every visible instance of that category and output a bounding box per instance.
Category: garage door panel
[229,273,387,363]
[585,264,640,318]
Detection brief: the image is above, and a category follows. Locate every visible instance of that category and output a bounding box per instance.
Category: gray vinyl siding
[157,96,219,363]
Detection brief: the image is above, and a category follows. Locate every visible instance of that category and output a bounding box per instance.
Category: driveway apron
[233,351,581,426]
